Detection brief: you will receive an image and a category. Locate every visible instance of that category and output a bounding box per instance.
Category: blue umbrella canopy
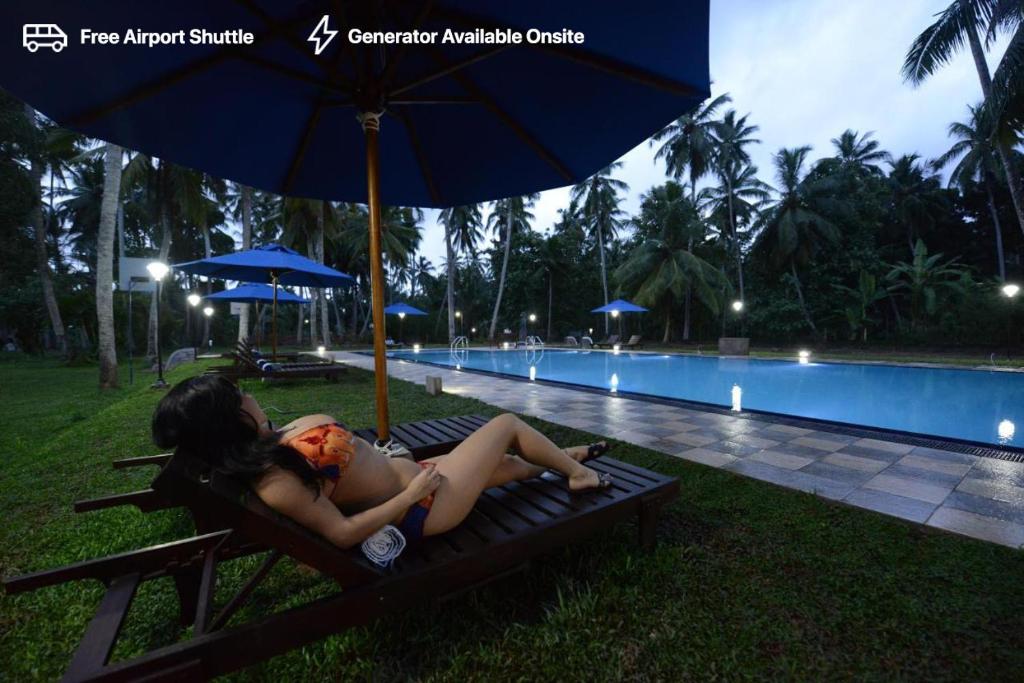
[204,283,309,304]
[592,299,649,314]
[176,244,353,288]
[383,303,428,316]
[0,2,710,208]
[0,0,709,441]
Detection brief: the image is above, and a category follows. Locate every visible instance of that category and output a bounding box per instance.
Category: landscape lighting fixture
[146,261,169,281]
[731,300,744,312]
[187,293,201,307]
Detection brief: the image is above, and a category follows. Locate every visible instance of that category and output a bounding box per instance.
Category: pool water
[387,348,1024,449]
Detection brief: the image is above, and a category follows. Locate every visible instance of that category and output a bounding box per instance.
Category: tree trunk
[726,174,745,301]
[662,311,671,344]
[318,202,331,347]
[547,271,553,341]
[146,163,172,360]
[984,174,1007,280]
[965,15,1024,239]
[444,222,456,341]
[488,205,514,340]
[683,235,694,341]
[307,243,318,347]
[201,222,212,347]
[26,108,66,354]
[237,185,253,342]
[97,144,122,388]
[296,302,304,346]
[597,221,610,335]
[331,290,344,338]
[790,262,817,335]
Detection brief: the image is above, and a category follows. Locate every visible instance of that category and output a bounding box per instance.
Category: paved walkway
[333,352,1024,549]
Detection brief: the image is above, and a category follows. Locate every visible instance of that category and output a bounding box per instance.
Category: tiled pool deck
[333,351,1024,550]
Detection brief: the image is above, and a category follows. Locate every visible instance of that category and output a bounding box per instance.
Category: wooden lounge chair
[593,334,620,349]
[4,425,679,682]
[623,335,644,349]
[205,342,345,383]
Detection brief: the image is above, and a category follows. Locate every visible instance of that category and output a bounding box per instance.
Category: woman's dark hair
[152,375,325,497]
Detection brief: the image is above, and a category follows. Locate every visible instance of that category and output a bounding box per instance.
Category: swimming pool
[386,348,1024,450]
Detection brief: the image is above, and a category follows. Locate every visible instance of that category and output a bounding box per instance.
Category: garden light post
[146,261,169,389]
[203,306,214,349]
[187,293,201,358]
[611,309,621,338]
[1004,283,1020,356]
[456,310,463,336]
[398,311,405,343]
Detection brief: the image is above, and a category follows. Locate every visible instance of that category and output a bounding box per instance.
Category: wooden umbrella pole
[271,274,279,361]
[361,112,391,442]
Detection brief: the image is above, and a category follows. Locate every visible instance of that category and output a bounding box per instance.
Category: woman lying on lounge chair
[152,376,611,550]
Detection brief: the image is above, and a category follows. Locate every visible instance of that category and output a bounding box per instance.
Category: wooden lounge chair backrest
[151,452,384,587]
[627,335,642,345]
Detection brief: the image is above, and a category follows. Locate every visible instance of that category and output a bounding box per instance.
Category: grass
[2,356,1024,681]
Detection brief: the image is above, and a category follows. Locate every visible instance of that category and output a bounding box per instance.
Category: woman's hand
[403,463,442,503]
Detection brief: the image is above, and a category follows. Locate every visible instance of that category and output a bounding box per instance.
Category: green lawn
[1,356,1023,681]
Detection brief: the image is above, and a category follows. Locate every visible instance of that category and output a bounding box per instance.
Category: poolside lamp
[731,384,742,412]
[455,310,462,318]
[146,261,169,389]
[471,326,477,334]
[528,313,536,322]
[413,343,421,353]
[203,306,214,317]
[731,300,744,312]
[999,419,1015,442]
[398,311,406,319]
[317,345,326,355]
[503,342,510,350]
[610,373,619,393]
[613,344,621,354]
[798,349,811,364]
[529,365,537,381]
[589,328,594,334]
[610,310,620,318]
[187,293,201,307]
[1003,283,1020,299]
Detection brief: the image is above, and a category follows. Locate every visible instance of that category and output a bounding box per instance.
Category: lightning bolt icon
[308,15,338,56]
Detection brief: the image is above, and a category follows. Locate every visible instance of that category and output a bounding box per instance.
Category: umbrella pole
[271,274,279,361]
[362,112,391,442]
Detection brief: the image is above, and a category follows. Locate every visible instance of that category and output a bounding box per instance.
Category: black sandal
[581,441,611,464]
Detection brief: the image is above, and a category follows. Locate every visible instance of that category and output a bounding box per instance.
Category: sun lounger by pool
[4,418,679,682]
[593,334,620,349]
[623,335,644,349]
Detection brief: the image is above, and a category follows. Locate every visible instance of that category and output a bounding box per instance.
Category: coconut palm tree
[226,183,254,341]
[409,255,433,299]
[486,194,538,340]
[903,0,1024,239]
[710,110,762,302]
[532,235,569,340]
[96,143,122,387]
[439,204,482,340]
[754,146,842,336]
[651,93,731,338]
[617,182,724,342]
[570,164,628,333]
[933,104,1018,279]
[829,129,891,176]
[885,155,950,257]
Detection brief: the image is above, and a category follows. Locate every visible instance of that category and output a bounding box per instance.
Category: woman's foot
[564,441,610,464]
[568,464,612,491]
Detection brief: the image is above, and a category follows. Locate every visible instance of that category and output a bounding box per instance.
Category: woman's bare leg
[422,414,607,536]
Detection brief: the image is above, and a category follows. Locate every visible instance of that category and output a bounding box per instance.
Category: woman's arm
[256,465,440,549]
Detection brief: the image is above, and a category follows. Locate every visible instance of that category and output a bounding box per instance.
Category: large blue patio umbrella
[592,299,648,338]
[384,302,427,343]
[177,244,352,359]
[204,283,310,349]
[0,0,710,442]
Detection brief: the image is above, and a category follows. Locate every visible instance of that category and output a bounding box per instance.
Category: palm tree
[533,235,568,341]
[409,255,433,299]
[617,182,724,342]
[570,164,628,333]
[886,239,970,330]
[885,155,949,257]
[486,194,538,340]
[710,110,762,302]
[438,204,482,341]
[903,0,1024,239]
[755,146,842,336]
[933,104,1017,279]
[829,130,891,176]
[96,143,122,388]
[652,93,731,338]
[226,183,254,341]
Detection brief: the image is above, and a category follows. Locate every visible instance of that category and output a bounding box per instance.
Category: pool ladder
[450,336,469,365]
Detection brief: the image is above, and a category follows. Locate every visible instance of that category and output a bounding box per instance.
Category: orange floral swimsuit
[285,423,434,541]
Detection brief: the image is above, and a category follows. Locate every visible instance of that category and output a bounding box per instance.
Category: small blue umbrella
[176,244,353,358]
[592,299,648,339]
[383,303,428,316]
[591,299,649,314]
[205,283,309,348]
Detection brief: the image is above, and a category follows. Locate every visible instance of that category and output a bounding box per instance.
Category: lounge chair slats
[112,454,172,469]
[64,572,141,679]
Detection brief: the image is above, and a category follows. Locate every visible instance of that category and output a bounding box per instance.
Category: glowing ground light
[503,342,510,350]
[1002,283,1020,298]
[529,366,537,381]
[317,345,325,355]
[413,344,421,353]
[999,420,1016,443]
[610,373,619,393]
[203,306,213,317]
[456,364,461,370]
[613,344,621,354]
[798,349,811,364]
[187,293,201,307]
[731,384,742,412]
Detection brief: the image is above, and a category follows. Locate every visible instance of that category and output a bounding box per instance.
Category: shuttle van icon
[23,24,68,53]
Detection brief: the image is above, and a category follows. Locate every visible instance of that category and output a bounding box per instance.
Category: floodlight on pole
[1003,283,1020,299]
[203,306,214,317]
[147,261,169,389]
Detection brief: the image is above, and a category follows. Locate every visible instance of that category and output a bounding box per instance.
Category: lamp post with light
[1004,283,1020,356]
[455,310,463,336]
[398,310,406,343]
[203,305,214,349]
[146,261,169,388]
[187,293,201,358]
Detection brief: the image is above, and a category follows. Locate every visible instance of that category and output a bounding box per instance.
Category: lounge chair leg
[173,567,202,626]
[638,495,663,552]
